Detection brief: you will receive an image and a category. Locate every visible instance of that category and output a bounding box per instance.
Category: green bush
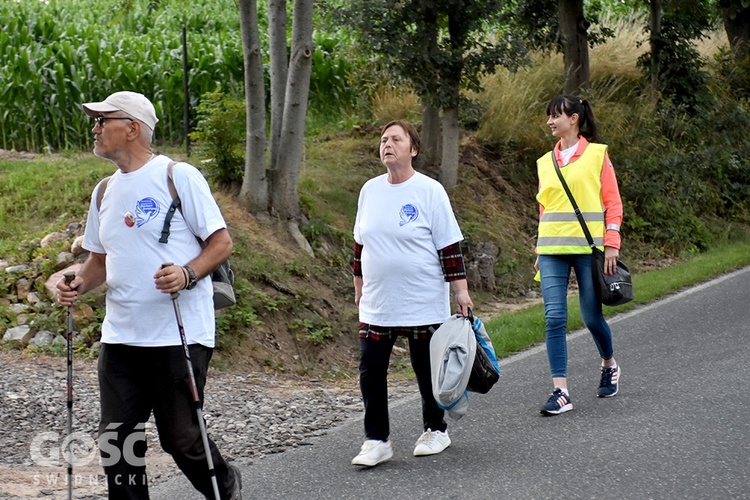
[189,89,246,187]
[309,30,357,115]
[713,46,750,102]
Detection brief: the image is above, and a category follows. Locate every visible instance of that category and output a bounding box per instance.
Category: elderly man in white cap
[57,91,241,499]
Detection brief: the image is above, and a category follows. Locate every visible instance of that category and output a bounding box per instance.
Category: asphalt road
[153,267,750,500]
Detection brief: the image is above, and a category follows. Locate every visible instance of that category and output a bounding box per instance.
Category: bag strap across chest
[159,161,180,244]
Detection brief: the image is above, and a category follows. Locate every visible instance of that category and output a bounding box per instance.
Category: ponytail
[578,99,599,143]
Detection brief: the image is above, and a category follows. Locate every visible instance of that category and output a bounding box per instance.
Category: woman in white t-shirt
[350,120,474,467]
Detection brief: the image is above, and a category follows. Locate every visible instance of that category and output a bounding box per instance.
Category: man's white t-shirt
[83,155,226,347]
[353,171,463,326]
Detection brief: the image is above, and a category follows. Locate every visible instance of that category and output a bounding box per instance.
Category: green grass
[0,154,114,254]
[300,134,380,234]
[484,238,750,359]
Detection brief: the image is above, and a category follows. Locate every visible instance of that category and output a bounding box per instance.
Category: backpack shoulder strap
[159,160,182,244]
[159,160,207,247]
[166,161,179,203]
[95,176,112,212]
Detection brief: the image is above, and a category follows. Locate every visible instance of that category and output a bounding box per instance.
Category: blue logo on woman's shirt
[399,204,419,226]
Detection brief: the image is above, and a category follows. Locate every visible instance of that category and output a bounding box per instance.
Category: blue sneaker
[597,365,621,398]
[540,388,572,415]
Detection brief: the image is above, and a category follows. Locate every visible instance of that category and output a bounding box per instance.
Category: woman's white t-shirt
[353,172,463,326]
[83,155,226,347]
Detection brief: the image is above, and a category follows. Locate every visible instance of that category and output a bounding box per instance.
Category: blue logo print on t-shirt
[135,198,160,228]
[399,204,419,226]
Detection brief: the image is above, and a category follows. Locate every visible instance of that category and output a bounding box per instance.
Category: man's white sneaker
[413,429,451,456]
[351,439,393,466]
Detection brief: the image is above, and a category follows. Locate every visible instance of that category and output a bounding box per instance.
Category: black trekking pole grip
[63,271,75,286]
[63,271,75,338]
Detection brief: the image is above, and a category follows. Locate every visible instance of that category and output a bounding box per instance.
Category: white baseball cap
[82,91,158,131]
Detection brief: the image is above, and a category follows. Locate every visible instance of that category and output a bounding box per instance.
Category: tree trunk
[437,13,466,192]
[438,107,460,192]
[272,0,313,221]
[268,0,288,171]
[648,0,663,103]
[238,0,268,215]
[420,103,441,172]
[419,7,441,172]
[720,0,750,59]
[558,0,590,94]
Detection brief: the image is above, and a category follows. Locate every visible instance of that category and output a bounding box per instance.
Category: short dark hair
[381,120,421,164]
[546,94,600,143]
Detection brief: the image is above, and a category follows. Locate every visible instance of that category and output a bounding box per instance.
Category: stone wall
[1,221,99,349]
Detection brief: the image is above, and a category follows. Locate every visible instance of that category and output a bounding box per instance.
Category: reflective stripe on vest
[540,212,604,222]
[536,143,607,254]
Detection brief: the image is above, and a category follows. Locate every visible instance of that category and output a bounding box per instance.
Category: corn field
[0,0,246,152]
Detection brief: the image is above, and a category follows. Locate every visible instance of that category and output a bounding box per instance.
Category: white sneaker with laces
[413,429,451,456]
[351,439,393,466]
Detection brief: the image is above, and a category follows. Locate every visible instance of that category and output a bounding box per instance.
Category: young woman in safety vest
[534,94,623,415]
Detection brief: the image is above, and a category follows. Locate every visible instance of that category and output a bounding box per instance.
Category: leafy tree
[638,0,712,111]
[717,0,750,99]
[719,0,750,59]
[338,0,526,191]
[501,0,614,92]
[501,0,558,51]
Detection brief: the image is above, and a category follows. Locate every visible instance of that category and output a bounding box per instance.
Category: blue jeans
[538,254,614,378]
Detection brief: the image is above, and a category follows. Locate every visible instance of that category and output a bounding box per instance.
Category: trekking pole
[62,271,76,500]
[162,263,221,500]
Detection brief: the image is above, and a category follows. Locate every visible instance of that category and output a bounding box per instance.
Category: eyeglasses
[94,115,133,128]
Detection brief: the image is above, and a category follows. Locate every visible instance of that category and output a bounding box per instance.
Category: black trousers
[359,335,447,442]
[98,343,236,499]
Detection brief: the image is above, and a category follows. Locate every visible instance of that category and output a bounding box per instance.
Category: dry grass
[477,15,652,148]
[474,14,734,149]
[590,14,649,83]
[371,85,422,125]
[697,28,728,58]
[475,54,562,148]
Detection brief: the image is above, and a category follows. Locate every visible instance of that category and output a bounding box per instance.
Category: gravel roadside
[0,350,417,499]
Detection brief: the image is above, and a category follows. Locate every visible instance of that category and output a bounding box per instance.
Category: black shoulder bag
[550,153,633,306]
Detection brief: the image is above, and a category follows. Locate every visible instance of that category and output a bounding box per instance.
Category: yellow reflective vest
[536,143,607,254]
